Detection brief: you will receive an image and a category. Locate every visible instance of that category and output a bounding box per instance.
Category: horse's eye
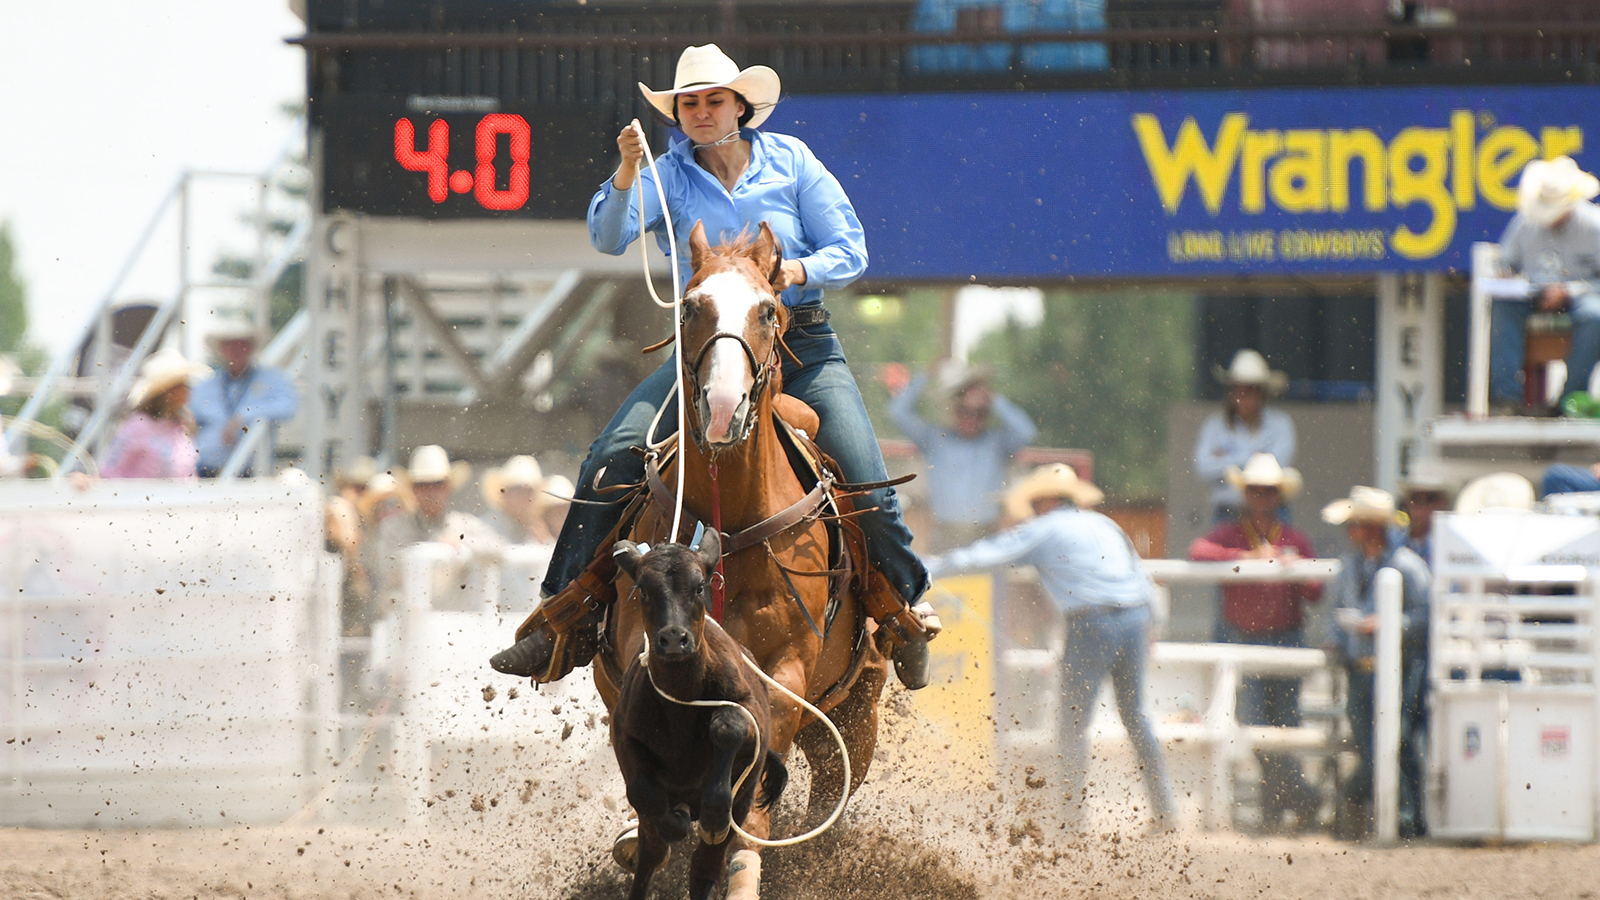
[759,301,777,323]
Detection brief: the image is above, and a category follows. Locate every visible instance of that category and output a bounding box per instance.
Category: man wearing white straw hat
[1491,155,1600,410]
[369,445,503,620]
[1189,453,1323,832]
[190,315,299,477]
[924,464,1173,831]
[1194,349,1297,521]
[482,454,572,545]
[1321,486,1432,840]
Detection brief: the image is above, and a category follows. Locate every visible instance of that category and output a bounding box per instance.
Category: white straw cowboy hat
[1321,485,1406,526]
[537,474,575,513]
[358,471,414,518]
[1454,472,1536,515]
[639,44,781,130]
[1003,463,1104,521]
[1213,349,1289,396]
[399,444,470,490]
[482,455,554,510]
[128,348,210,407]
[1225,452,1303,500]
[205,311,263,349]
[1518,156,1600,227]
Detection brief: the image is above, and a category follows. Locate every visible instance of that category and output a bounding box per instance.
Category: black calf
[610,532,787,900]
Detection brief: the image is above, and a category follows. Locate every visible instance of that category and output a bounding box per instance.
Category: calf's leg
[699,705,754,845]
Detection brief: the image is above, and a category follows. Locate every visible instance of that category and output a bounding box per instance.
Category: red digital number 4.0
[394,118,449,203]
[394,115,531,211]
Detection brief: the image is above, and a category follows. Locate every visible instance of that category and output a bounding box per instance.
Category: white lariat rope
[630,118,689,542]
[638,614,851,849]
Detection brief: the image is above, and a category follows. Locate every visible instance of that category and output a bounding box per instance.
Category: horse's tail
[756,749,788,810]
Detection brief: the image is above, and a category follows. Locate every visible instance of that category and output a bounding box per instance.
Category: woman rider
[492,45,938,687]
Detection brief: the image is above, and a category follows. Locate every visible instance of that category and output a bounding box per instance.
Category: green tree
[970,288,1196,501]
[0,222,26,353]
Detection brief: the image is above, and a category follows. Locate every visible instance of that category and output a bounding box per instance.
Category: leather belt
[787,304,829,329]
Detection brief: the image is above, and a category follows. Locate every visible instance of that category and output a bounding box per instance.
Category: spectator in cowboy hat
[369,445,503,616]
[481,455,573,545]
[1194,349,1297,522]
[1492,156,1600,410]
[190,313,299,477]
[1322,485,1431,840]
[1188,453,1323,832]
[885,359,1037,551]
[101,348,207,479]
[924,463,1173,831]
[1393,470,1456,567]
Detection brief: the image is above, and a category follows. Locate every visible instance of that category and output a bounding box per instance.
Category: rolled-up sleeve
[794,143,868,291]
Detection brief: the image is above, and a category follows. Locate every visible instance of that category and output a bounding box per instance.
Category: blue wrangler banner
[769,85,1600,280]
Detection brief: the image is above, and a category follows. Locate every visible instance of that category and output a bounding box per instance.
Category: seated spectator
[191,317,299,477]
[1322,486,1432,840]
[1491,156,1600,410]
[101,348,207,479]
[1194,350,1297,522]
[1188,453,1322,832]
[482,455,568,545]
[886,360,1036,551]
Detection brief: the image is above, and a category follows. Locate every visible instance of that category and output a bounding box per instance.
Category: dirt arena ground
[7,686,1599,900]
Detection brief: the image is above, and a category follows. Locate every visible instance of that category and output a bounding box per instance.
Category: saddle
[511,401,922,685]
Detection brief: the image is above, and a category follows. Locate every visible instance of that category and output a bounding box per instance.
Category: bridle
[682,314,780,449]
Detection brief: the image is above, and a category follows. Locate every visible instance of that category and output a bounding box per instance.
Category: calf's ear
[696,529,723,573]
[613,540,644,579]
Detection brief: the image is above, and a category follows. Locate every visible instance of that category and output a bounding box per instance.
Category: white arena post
[1373,567,1403,844]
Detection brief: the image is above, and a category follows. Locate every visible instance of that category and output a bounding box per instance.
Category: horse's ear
[695,528,722,573]
[689,220,711,272]
[754,222,789,290]
[613,540,644,579]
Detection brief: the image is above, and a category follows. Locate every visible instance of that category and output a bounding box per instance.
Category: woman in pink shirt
[100,348,207,479]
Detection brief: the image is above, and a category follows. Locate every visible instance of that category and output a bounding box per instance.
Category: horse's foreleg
[627,821,670,900]
[688,836,735,900]
[698,706,752,845]
[619,737,691,844]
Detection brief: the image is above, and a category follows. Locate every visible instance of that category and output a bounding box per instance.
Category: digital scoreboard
[318,97,620,219]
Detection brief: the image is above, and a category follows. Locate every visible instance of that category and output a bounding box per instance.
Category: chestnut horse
[593,221,889,900]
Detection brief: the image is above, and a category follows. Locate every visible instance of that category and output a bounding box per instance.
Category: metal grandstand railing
[6,124,310,476]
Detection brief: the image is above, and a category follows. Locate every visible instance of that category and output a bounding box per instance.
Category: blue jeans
[1544,463,1600,496]
[1059,604,1173,823]
[541,317,929,604]
[1345,657,1428,837]
[1216,621,1318,818]
[1491,294,1600,403]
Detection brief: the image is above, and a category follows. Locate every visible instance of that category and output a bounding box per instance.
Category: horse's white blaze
[698,270,765,444]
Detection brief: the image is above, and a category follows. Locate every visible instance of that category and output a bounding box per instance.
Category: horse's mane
[706,227,761,261]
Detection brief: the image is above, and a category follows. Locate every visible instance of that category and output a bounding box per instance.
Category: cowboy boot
[489,628,556,678]
[860,570,942,690]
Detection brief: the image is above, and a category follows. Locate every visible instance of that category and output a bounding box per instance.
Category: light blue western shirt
[924,507,1151,614]
[888,372,1037,526]
[588,128,868,308]
[189,365,300,474]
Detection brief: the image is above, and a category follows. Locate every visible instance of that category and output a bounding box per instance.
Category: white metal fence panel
[0,478,329,827]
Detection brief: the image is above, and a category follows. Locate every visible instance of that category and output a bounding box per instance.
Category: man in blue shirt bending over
[924,463,1173,831]
[190,318,299,478]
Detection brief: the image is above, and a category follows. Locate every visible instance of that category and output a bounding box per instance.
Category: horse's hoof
[612,823,639,874]
[892,635,931,690]
[488,632,553,678]
[698,821,731,845]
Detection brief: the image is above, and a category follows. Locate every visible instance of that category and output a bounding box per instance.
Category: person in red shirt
[1189,452,1323,832]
